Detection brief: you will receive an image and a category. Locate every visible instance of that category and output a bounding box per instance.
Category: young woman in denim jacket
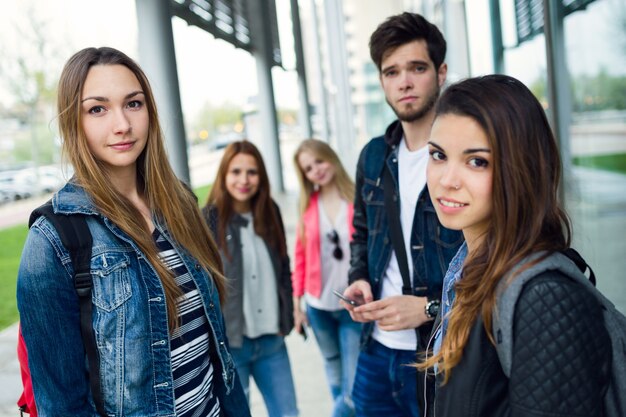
[16,47,250,417]
[418,75,611,417]
[202,141,298,417]
[292,139,361,417]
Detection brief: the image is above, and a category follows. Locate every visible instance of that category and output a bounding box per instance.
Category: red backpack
[17,324,37,416]
[17,201,104,416]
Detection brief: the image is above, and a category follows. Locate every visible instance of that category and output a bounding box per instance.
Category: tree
[0,3,70,165]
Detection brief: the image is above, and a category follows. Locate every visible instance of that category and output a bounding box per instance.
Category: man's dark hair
[369,12,447,71]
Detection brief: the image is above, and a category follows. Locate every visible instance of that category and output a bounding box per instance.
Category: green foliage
[189,102,244,145]
[530,69,626,112]
[572,153,626,174]
[573,69,626,111]
[194,184,212,207]
[12,124,58,164]
[0,224,28,329]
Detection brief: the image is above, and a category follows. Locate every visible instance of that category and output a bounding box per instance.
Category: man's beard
[388,85,440,123]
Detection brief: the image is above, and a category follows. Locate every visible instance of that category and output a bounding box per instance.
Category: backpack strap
[382,162,413,297]
[30,201,106,417]
[562,247,596,286]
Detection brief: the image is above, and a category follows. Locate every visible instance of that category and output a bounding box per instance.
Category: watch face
[428,301,440,318]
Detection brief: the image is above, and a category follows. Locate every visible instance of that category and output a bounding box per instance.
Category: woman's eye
[469,157,489,168]
[88,106,105,115]
[429,150,445,161]
[127,100,143,109]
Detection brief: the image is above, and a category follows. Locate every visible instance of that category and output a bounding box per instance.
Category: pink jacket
[292,192,355,298]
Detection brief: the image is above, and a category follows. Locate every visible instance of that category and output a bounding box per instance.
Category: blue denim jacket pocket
[91,251,132,312]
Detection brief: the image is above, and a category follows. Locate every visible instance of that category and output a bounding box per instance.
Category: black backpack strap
[30,201,106,417]
[382,165,413,296]
[562,247,596,286]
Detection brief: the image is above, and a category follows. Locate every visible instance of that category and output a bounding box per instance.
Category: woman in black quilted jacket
[418,74,611,417]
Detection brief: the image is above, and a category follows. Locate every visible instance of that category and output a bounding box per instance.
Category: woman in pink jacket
[292,139,361,417]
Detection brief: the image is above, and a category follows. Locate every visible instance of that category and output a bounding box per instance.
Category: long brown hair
[418,75,571,383]
[293,138,355,219]
[57,47,226,330]
[205,140,286,258]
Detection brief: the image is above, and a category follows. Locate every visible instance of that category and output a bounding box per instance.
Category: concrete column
[310,0,330,142]
[323,0,357,173]
[247,0,285,192]
[443,0,471,81]
[291,0,313,138]
[135,0,190,183]
[543,0,572,201]
[489,0,504,74]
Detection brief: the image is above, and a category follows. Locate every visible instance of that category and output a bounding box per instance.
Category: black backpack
[20,201,106,416]
[493,249,626,417]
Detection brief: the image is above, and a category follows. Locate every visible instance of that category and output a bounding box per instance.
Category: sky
[0,0,300,116]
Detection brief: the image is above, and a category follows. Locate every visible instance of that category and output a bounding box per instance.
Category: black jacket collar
[384,119,404,147]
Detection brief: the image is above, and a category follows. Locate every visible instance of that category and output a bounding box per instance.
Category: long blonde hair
[293,139,355,220]
[57,47,226,330]
[417,75,570,383]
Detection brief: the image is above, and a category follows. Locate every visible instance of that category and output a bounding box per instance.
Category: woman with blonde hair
[420,74,611,416]
[17,47,249,416]
[293,139,361,417]
[202,140,299,417]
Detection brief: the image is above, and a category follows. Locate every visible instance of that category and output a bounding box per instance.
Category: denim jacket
[349,120,464,349]
[17,182,250,417]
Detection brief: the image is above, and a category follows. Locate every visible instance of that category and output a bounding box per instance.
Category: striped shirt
[153,229,221,417]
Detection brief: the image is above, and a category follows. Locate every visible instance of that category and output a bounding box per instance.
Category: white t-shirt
[373,138,429,351]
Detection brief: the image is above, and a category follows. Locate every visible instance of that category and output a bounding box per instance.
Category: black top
[432,271,611,417]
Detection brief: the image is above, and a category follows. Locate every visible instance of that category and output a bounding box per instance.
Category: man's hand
[353,295,430,331]
[341,280,374,322]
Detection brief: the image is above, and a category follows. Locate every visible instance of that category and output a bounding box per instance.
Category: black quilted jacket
[430,271,611,417]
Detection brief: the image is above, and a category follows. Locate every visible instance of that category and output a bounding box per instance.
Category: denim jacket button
[209,303,215,308]
[195,263,201,270]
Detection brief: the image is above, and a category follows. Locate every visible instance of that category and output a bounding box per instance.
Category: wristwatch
[425,299,440,319]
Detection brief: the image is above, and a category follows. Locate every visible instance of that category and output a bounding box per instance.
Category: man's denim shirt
[17,182,250,417]
[349,120,464,349]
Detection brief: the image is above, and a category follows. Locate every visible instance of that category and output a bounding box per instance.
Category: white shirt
[373,138,429,351]
[240,212,280,338]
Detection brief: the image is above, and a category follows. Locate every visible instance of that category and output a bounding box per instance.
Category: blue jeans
[230,335,299,417]
[307,306,361,417]
[352,340,419,417]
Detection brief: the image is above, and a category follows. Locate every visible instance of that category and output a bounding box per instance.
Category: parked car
[0,165,67,202]
[13,166,66,194]
[0,171,31,201]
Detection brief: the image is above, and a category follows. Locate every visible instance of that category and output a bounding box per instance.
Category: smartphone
[333,289,360,306]
[299,324,308,341]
